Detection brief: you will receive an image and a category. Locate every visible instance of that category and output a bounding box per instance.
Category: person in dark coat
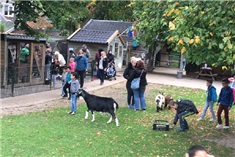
[123,57,136,108]
[170,99,199,132]
[96,51,108,85]
[129,60,148,111]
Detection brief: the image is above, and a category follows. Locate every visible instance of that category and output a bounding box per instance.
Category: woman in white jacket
[54,51,66,75]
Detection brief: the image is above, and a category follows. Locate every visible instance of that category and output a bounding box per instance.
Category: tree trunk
[145,40,158,72]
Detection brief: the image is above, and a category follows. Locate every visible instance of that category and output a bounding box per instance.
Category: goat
[77,89,119,126]
[155,93,173,112]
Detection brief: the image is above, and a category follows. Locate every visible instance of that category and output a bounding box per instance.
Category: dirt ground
[2,82,159,116]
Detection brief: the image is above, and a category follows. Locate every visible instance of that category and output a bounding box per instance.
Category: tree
[14,1,89,38]
[90,0,134,21]
[133,0,235,71]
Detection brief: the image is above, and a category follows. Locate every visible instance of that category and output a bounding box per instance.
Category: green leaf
[219,43,224,49]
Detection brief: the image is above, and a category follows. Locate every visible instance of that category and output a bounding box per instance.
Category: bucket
[177,71,183,79]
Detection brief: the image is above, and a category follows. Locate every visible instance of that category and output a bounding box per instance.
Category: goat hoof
[84,117,88,119]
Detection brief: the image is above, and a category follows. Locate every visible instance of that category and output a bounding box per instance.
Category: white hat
[69,48,74,51]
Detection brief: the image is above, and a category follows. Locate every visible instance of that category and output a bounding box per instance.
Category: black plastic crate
[153,120,170,131]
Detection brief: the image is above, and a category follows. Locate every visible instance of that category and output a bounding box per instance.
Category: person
[68,72,79,115]
[185,145,208,157]
[69,58,76,72]
[107,50,116,77]
[54,51,66,75]
[129,60,147,111]
[107,50,115,64]
[75,50,88,89]
[96,51,108,85]
[93,49,103,80]
[123,57,136,109]
[170,99,199,132]
[81,44,91,59]
[62,66,72,100]
[228,74,235,104]
[50,58,59,88]
[216,78,234,129]
[69,48,76,58]
[45,46,52,81]
[19,43,30,82]
[197,79,217,122]
[61,66,68,96]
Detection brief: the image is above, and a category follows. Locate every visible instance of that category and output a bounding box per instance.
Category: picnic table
[196,67,217,81]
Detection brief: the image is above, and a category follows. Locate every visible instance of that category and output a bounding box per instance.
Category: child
[197,79,217,122]
[61,66,68,96]
[62,66,71,100]
[216,78,234,129]
[228,74,235,104]
[68,72,79,115]
[69,58,76,72]
[170,99,199,132]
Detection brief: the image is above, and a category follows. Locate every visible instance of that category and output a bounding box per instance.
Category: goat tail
[113,101,119,113]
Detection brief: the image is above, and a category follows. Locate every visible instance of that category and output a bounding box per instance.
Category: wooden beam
[106,30,119,44]
[67,28,81,40]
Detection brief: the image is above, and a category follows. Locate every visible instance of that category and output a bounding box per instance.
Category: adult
[107,50,115,64]
[123,57,136,109]
[54,51,66,75]
[107,50,116,77]
[69,48,76,58]
[96,51,108,85]
[45,46,52,80]
[75,50,88,88]
[81,44,91,59]
[129,60,147,111]
[19,43,30,82]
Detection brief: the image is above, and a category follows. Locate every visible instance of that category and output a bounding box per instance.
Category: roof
[26,17,53,29]
[6,34,46,41]
[68,29,117,44]
[83,19,133,33]
[68,19,133,44]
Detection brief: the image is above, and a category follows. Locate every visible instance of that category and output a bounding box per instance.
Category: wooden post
[29,43,33,83]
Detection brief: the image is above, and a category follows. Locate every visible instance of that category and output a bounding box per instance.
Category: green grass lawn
[2,84,235,157]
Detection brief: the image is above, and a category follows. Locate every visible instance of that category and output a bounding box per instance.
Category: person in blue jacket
[197,79,217,122]
[75,50,88,89]
[216,78,234,129]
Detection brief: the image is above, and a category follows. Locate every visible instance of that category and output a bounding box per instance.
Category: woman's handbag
[131,70,144,90]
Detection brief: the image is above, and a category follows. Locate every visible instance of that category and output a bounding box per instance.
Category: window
[114,43,118,57]
[3,4,14,16]
[119,46,122,57]
[4,5,8,15]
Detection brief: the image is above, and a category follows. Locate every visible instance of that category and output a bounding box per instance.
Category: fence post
[11,65,15,97]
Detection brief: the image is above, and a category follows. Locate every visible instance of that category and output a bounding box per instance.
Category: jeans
[217,104,229,126]
[70,93,77,112]
[51,74,57,88]
[61,81,65,95]
[177,111,193,130]
[133,88,146,110]
[200,101,216,120]
[97,69,105,83]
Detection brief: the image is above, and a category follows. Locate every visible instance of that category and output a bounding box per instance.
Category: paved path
[1,70,222,116]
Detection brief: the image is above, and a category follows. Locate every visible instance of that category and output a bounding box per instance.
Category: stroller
[105,62,116,81]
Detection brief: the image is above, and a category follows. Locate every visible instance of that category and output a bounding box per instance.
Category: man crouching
[170,99,199,132]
